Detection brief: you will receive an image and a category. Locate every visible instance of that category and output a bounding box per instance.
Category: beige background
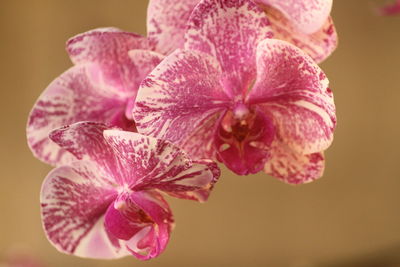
[1,1,400,266]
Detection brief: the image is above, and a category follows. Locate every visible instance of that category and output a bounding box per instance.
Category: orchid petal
[128,50,166,86]
[263,5,337,63]
[67,28,148,93]
[104,130,220,202]
[185,0,273,97]
[49,122,113,162]
[256,0,332,34]
[125,49,165,119]
[248,39,336,154]
[178,113,220,160]
[40,161,129,259]
[49,122,125,183]
[27,64,129,166]
[147,0,199,54]
[134,49,229,149]
[264,143,325,184]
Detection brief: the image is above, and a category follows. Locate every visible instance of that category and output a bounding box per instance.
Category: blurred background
[1,0,400,266]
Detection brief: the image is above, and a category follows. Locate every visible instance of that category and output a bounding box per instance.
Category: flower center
[219,104,257,145]
[114,192,154,225]
[214,104,276,175]
[105,192,155,241]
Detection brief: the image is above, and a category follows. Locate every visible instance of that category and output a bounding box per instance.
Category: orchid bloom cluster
[27,0,338,261]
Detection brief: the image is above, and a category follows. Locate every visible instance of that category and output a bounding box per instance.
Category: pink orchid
[41,122,219,260]
[134,0,336,184]
[379,0,400,15]
[147,0,337,63]
[27,28,165,166]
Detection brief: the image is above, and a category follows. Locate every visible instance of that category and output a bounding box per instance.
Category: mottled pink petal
[67,28,148,93]
[49,122,112,162]
[264,143,325,184]
[104,130,220,202]
[49,122,125,183]
[214,107,275,175]
[105,191,173,260]
[156,158,220,202]
[379,0,400,15]
[185,0,273,97]
[256,0,332,34]
[40,161,129,259]
[134,49,230,148]
[263,5,337,63]
[248,39,336,154]
[125,50,165,119]
[147,0,199,54]
[27,64,129,166]
[128,50,166,86]
[178,113,220,160]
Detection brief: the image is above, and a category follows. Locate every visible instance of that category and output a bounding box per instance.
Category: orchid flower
[134,0,336,184]
[27,28,165,166]
[41,122,219,260]
[147,0,337,63]
[379,0,400,15]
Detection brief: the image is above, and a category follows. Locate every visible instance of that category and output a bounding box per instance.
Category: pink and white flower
[27,28,165,166]
[41,122,219,260]
[134,0,336,184]
[147,0,337,63]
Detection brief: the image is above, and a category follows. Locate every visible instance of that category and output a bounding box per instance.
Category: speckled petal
[104,130,220,202]
[248,39,336,154]
[264,143,325,184]
[125,50,165,119]
[40,161,129,259]
[178,113,220,160]
[147,0,199,54]
[256,0,332,34]
[27,64,128,166]
[67,28,148,93]
[185,0,273,97]
[134,49,229,150]
[263,5,337,63]
[49,122,124,183]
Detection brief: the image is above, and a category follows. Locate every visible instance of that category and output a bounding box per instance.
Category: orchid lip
[220,104,262,144]
[214,104,276,175]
